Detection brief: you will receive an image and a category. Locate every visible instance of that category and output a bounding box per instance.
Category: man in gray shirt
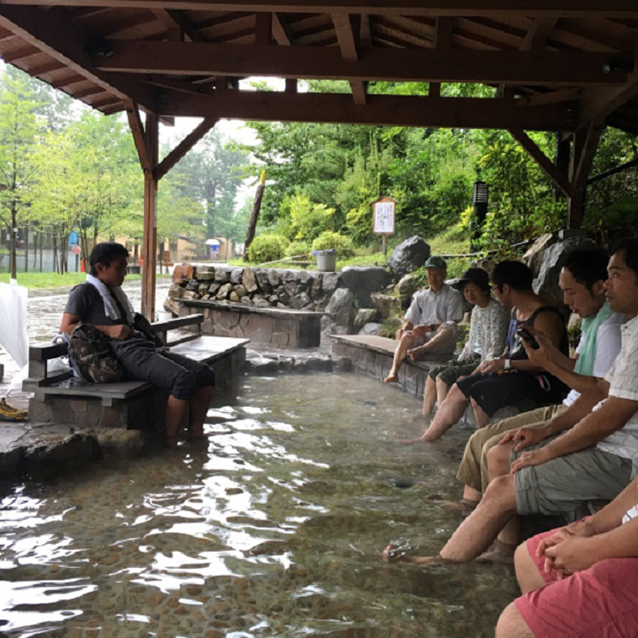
[60,242,214,444]
[384,256,463,384]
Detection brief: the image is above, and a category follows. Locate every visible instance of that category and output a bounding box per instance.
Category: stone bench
[181,299,323,348]
[23,314,249,430]
[331,334,452,400]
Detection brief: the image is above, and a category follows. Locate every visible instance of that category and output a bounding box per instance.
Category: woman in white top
[423,267,509,415]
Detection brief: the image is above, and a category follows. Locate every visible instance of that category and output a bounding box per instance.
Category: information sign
[373,197,396,235]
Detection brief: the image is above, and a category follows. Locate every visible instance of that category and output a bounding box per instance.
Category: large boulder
[534,235,599,306]
[325,287,356,331]
[370,292,395,318]
[388,236,430,279]
[341,266,393,306]
[358,322,384,336]
[242,268,258,293]
[354,308,379,331]
[396,274,420,310]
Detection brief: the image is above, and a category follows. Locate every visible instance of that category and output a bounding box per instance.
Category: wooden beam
[159,90,575,130]
[517,88,584,107]
[154,116,217,181]
[272,12,293,45]
[579,56,638,127]
[349,79,367,105]
[125,100,153,176]
[50,73,86,88]
[141,113,158,321]
[333,13,357,61]
[255,11,272,45]
[567,118,605,228]
[519,17,557,52]
[509,128,572,196]
[97,42,630,86]
[152,8,204,41]
[285,77,297,92]
[3,0,638,19]
[1,44,39,62]
[0,3,157,112]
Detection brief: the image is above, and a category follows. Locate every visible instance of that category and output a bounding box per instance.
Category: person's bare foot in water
[384,373,399,384]
[383,545,441,564]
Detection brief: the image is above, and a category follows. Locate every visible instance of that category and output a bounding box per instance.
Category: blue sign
[68,231,79,246]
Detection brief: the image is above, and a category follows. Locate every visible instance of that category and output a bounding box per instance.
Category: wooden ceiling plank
[0,4,157,112]
[2,44,40,62]
[154,115,217,180]
[159,90,574,130]
[97,42,630,86]
[124,99,153,175]
[72,85,104,98]
[509,128,572,195]
[51,72,87,88]
[28,60,65,75]
[1,1,638,19]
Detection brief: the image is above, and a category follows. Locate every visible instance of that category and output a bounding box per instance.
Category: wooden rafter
[509,128,572,196]
[124,100,153,176]
[332,13,367,105]
[2,1,638,19]
[255,11,272,44]
[519,17,557,52]
[272,12,293,44]
[0,3,157,111]
[96,42,630,86]
[160,90,575,130]
[154,116,218,180]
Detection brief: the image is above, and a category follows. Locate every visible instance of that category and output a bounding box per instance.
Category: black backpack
[67,323,123,384]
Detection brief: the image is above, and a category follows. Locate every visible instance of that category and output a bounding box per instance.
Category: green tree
[0,66,42,278]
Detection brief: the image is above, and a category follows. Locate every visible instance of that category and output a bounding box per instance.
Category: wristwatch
[504,359,512,371]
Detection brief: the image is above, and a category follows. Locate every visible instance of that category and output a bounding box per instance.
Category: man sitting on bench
[60,242,214,444]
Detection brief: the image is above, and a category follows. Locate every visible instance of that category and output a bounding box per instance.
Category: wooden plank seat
[24,314,249,429]
[181,299,323,348]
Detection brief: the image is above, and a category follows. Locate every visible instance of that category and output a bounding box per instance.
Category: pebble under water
[0,374,519,637]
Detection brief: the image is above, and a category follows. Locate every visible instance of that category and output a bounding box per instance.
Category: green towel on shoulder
[573,302,613,377]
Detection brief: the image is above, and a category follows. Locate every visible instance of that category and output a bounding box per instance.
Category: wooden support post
[142,114,159,320]
[567,119,604,229]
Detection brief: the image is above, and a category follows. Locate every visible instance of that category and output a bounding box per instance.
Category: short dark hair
[611,239,638,277]
[491,260,533,292]
[563,250,609,292]
[89,242,129,276]
[460,267,491,293]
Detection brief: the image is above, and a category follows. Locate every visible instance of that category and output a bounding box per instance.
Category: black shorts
[111,337,215,400]
[456,370,565,417]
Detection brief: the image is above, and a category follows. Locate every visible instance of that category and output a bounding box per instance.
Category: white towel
[85,274,136,324]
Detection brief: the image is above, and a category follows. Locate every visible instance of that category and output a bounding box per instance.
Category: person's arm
[59,312,132,339]
[493,309,565,373]
[510,395,638,472]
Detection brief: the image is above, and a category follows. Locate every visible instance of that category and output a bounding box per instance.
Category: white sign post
[373,197,396,256]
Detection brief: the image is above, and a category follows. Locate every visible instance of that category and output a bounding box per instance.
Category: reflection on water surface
[0,374,518,637]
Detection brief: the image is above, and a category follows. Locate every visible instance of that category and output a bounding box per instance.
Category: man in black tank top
[409,261,567,443]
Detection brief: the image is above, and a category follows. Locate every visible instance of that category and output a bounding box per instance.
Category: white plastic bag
[0,279,28,368]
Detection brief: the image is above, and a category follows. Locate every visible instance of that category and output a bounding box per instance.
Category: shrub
[311,231,355,258]
[247,233,290,264]
[285,240,312,258]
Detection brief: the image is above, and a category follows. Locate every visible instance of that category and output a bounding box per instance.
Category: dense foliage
[0,66,248,275]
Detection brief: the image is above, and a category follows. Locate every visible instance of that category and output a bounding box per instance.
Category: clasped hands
[536,519,595,580]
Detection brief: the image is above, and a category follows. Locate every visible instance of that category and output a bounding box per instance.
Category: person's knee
[484,474,516,509]
[496,602,533,638]
[486,442,511,476]
[171,369,197,400]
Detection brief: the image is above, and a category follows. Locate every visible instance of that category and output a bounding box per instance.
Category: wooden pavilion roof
[0,1,637,134]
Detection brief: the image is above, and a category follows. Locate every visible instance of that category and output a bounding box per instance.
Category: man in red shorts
[496,477,638,637]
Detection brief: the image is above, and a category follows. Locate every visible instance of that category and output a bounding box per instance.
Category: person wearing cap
[384,255,463,384]
[422,267,509,416]
[406,260,568,442]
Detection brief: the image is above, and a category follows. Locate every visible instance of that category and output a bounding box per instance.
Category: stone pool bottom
[0,374,519,637]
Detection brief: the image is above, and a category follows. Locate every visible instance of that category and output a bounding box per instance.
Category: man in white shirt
[384,255,463,384]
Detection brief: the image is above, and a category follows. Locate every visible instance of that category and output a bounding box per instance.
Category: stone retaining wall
[167,264,394,339]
